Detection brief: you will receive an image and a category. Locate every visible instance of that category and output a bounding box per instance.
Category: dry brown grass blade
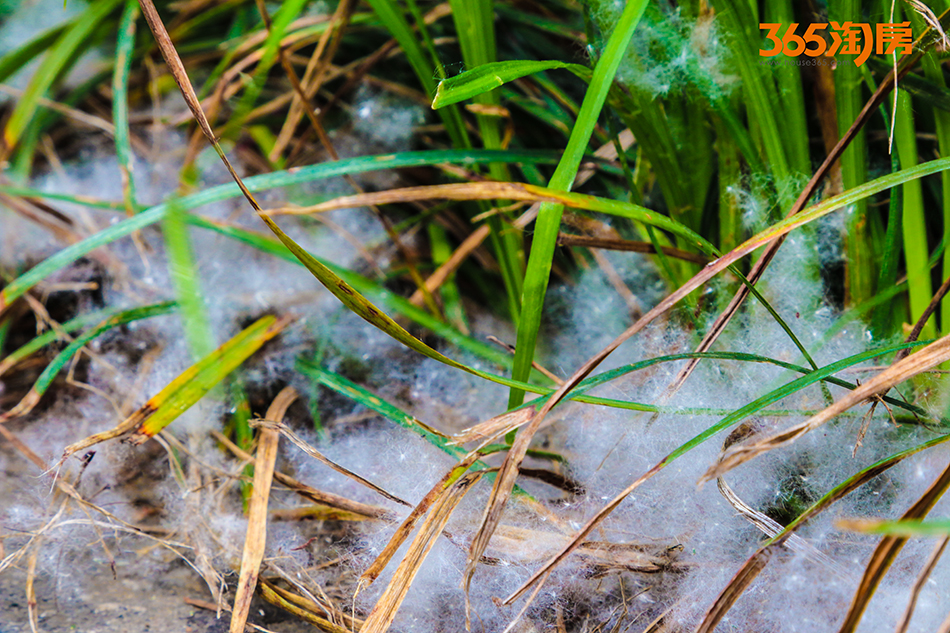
[835,459,950,633]
[271,0,357,161]
[695,433,950,633]
[264,579,364,631]
[716,476,851,580]
[137,0,262,215]
[488,524,681,573]
[450,406,536,445]
[405,129,633,308]
[253,418,411,508]
[701,334,950,484]
[894,536,949,633]
[360,472,483,633]
[212,429,394,521]
[895,272,950,361]
[230,386,298,633]
[58,407,153,460]
[361,449,484,585]
[556,234,711,265]
[501,463,662,606]
[26,546,39,633]
[259,579,354,633]
[267,182,561,215]
[138,0,215,145]
[692,550,773,633]
[270,506,375,521]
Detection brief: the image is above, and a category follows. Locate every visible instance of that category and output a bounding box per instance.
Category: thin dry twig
[212,429,394,521]
[253,418,411,507]
[556,234,711,265]
[895,272,950,361]
[894,536,950,633]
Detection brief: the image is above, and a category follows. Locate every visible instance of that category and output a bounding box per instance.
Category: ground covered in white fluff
[2,94,950,633]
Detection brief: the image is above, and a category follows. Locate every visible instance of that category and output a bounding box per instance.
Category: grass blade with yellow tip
[60,314,290,460]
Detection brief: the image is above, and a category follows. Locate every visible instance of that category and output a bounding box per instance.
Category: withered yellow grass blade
[361,451,483,586]
[61,315,290,460]
[360,472,483,633]
[213,428,394,521]
[450,406,535,445]
[701,333,950,484]
[230,386,297,633]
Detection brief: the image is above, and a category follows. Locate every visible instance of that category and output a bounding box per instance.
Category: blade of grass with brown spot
[60,314,289,460]
[230,386,297,633]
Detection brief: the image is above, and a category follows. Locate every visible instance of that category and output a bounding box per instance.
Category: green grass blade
[0,184,134,211]
[895,90,935,339]
[831,0,872,306]
[0,307,116,377]
[840,518,950,536]
[257,212,503,382]
[0,302,176,422]
[565,346,929,419]
[3,0,123,150]
[183,214,511,368]
[0,148,562,312]
[163,202,214,359]
[364,0,468,149]
[297,358,470,460]
[113,0,139,213]
[137,314,289,438]
[431,60,588,108]
[0,23,67,84]
[510,0,649,408]
[713,0,790,184]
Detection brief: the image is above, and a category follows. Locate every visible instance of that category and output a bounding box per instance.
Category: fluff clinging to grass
[584,0,737,100]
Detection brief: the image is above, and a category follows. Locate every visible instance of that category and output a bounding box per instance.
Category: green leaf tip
[431,60,589,109]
